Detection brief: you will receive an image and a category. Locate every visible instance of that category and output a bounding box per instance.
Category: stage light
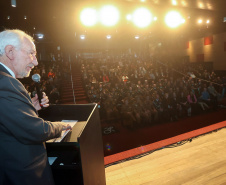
[198,19,203,24]
[181,1,187,7]
[132,8,153,28]
[126,14,132,21]
[165,11,185,28]
[11,0,16,7]
[106,35,111,39]
[80,8,98,26]
[99,5,120,26]
[80,35,86,40]
[198,2,204,9]
[172,0,177,6]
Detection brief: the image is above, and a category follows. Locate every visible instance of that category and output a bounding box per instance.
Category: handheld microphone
[32,74,43,104]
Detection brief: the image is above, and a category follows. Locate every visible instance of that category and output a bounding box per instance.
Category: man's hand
[32,92,49,111]
[61,122,72,130]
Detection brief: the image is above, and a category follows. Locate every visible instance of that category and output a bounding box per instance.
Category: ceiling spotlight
[11,0,16,7]
[7,16,10,20]
[181,1,187,6]
[172,0,177,5]
[80,8,98,27]
[126,14,132,21]
[135,35,140,39]
[99,5,120,26]
[106,35,111,39]
[206,20,210,24]
[132,8,153,28]
[80,35,86,40]
[154,16,157,21]
[224,17,226,23]
[24,16,27,20]
[36,34,44,39]
[165,11,185,28]
[198,19,203,24]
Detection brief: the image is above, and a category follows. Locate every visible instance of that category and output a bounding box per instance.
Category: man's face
[12,38,38,78]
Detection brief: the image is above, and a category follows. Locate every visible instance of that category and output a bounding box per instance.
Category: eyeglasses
[20,48,37,60]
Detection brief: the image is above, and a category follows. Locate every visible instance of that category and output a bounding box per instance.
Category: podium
[39,104,106,185]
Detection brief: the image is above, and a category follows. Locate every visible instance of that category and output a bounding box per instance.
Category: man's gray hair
[0,29,34,56]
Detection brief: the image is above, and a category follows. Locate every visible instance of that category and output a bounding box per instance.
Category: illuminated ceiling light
[24,16,27,20]
[33,27,36,30]
[223,17,226,23]
[80,8,98,26]
[198,19,203,24]
[172,0,177,6]
[206,20,210,24]
[135,35,140,39]
[165,11,185,28]
[99,5,120,26]
[181,1,187,6]
[7,16,10,20]
[198,3,204,9]
[207,3,212,10]
[11,0,16,7]
[132,8,153,28]
[140,0,146,2]
[80,35,86,40]
[126,14,132,21]
[36,34,44,39]
[106,35,111,39]
[154,16,157,21]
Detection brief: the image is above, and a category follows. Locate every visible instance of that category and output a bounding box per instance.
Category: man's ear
[5,45,15,60]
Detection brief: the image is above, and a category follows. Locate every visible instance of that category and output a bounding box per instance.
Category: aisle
[60,63,89,104]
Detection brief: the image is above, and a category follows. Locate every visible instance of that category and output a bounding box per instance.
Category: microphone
[32,74,43,104]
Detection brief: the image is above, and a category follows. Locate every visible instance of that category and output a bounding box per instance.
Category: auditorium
[1,0,226,184]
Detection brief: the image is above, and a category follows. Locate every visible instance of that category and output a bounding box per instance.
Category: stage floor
[105,125,226,185]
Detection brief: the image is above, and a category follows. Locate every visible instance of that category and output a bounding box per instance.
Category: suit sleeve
[0,75,63,144]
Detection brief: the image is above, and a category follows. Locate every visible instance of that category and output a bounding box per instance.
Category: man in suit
[0,29,71,185]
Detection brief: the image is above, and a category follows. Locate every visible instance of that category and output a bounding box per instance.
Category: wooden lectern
[39,104,106,185]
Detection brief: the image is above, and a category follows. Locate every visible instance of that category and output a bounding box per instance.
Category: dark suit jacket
[0,64,63,185]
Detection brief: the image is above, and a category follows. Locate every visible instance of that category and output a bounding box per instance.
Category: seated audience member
[179,91,190,117]
[171,92,182,118]
[103,74,110,83]
[187,91,199,116]
[201,87,217,110]
[48,68,55,82]
[162,93,177,121]
[49,87,60,104]
[153,94,164,122]
[208,82,222,101]
[121,98,136,128]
